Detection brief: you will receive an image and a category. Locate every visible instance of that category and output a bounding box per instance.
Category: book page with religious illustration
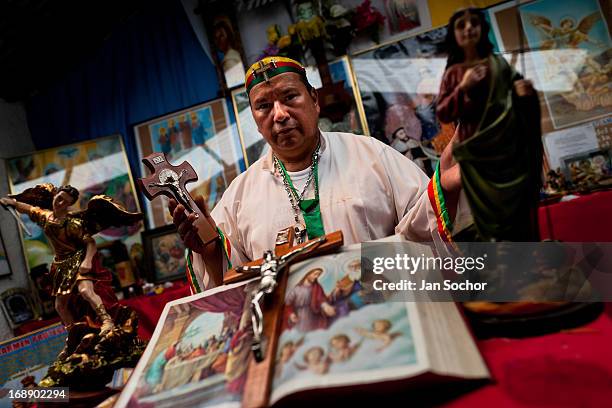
[270,240,489,405]
[115,279,258,408]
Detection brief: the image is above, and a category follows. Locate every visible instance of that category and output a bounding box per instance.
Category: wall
[0,99,35,341]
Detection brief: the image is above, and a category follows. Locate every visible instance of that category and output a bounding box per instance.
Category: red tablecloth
[13,282,191,339]
[539,190,612,242]
[120,282,191,340]
[444,303,612,407]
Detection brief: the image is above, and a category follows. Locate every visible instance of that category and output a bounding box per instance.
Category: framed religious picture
[0,288,37,327]
[351,26,454,177]
[561,149,612,187]
[231,57,367,167]
[200,2,248,89]
[344,0,432,55]
[6,135,144,272]
[133,98,246,229]
[518,0,612,129]
[0,231,11,277]
[142,225,186,284]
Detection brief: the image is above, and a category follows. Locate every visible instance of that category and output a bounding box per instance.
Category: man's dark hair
[58,185,79,204]
[444,7,494,69]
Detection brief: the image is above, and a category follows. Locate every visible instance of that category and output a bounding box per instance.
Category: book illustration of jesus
[117,240,490,408]
[272,252,418,402]
[119,280,256,408]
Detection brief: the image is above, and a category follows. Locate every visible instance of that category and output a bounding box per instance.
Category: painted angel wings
[525,12,602,49]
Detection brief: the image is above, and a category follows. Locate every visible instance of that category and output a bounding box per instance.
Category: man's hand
[459,65,487,92]
[169,195,215,254]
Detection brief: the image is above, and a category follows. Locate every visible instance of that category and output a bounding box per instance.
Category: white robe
[190,131,470,290]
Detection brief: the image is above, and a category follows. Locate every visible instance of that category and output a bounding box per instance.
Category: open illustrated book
[115,238,490,408]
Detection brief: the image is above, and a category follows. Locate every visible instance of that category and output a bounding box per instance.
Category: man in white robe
[170,56,466,293]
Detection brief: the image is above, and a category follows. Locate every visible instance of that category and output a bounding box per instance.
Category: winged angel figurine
[1,183,146,388]
[525,12,604,50]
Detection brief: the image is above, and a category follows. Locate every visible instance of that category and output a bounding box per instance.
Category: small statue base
[39,306,146,390]
[464,302,604,338]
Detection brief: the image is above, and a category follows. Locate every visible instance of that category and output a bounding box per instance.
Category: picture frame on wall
[133,98,245,229]
[0,232,11,277]
[231,56,368,167]
[345,0,432,55]
[518,0,612,130]
[351,26,454,177]
[6,134,144,272]
[142,225,186,284]
[201,2,248,90]
[0,288,37,327]
[561,149,612,185]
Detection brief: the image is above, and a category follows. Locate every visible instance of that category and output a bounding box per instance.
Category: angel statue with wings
[1,184,146,388]
[1,184,143,334]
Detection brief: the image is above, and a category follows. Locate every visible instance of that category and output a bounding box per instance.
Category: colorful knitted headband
[245,56,308,95]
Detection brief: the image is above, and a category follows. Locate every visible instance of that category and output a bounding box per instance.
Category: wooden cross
[226,228,343,408]
[137,153,218,245]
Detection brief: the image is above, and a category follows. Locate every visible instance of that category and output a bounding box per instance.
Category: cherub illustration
[275,338,304,378]
[355,319,402,352]
[294,346,330,375]
[525,12,604,50]
[328,334,361,363]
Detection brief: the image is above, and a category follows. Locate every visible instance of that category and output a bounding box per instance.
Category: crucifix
[137,153,219,246]
[226,227,343,408]
[253,58,278,82]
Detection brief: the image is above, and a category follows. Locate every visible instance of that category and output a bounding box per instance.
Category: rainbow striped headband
[245,56,308,95]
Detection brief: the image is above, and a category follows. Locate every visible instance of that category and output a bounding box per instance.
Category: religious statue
[1,183,146,390]
[437,8,543,242]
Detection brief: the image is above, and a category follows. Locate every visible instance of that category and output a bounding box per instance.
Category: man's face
[249,73,320,161]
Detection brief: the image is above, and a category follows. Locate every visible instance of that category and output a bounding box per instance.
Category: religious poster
[519,0,612,129]
[115,280,257,408]
[142,225,187,284]
[134,98,245,229]
[0,232,10,277]
[0,323,66,408]
[6,135,143,271]
[543,122,600,171]
[203,5,248,89]
[352,26,454,176]
[344,0,432,54]
[232,57,367,167]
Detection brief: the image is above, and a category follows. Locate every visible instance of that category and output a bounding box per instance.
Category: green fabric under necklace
[275,151,325,240]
